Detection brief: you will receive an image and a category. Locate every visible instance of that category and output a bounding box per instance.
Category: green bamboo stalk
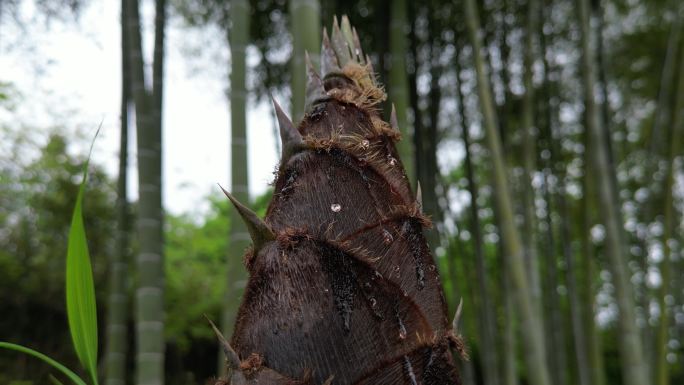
[532,5,570,383]
[450,224,478,385]
[105,3,131,383]
[501,241,519,385]
[655,31,684,385]
[576,0,648,384]
[152,0,165,125]
[539,156,568,385]
[290,0,320,123]
[463,1,551,384]
[538,11,592,382]
[125,0,166,383]
[521,0,542,311]
[497,11,519,383]
[638,17,682,377]
[579,122,607,385]
[594,2,619,199]
[454,40,500,385]
[221,0,250,373]
[388,0,414,184]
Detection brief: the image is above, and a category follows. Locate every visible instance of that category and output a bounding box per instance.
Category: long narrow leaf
[50,374,67,385]
[65,127,101,385]
[0,342,87,385]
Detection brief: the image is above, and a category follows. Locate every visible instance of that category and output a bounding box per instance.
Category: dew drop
[382,228,394,244]
[331,203,342,212]
[395,305,408,340]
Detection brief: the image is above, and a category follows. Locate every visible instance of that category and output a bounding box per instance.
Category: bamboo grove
[0,0,682,384]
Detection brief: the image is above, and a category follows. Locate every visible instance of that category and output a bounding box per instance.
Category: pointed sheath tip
[352,27,364,63]
[390,103,399,132]
[203,314,240,370]
[304,51,317,75]
[452,298,464,334]
[322,27,330,45]
[271,97,293,130]
[322,28,332,56]
[330,14,352,65]
[305,51,327,110]
[331,16,341,42]
[340,15,354,47]
[218,183,275,252]
[416,181,423,212]
[321,28,341,75]
[305,50,323,84]
[366,54,376,84]
[272,97,304,158]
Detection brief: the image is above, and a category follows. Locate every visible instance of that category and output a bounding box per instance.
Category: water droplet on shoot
[395,305,408,340]
[382,228,393,244]
[331,203,342,212]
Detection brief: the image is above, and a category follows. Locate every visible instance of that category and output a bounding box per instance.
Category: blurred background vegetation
[1,0,683,384]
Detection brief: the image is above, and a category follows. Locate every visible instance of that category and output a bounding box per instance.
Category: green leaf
[0,342,87,385]
[65,127,101,385]
[50,374,66,385]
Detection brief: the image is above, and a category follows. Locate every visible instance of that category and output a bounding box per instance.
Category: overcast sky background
[0,1,278,217]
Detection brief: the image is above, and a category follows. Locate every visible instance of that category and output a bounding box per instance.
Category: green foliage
[0,81,18,110]
[1,129,101,385]
[49,374,66,385]
[0,343,86,385]
[253,188,273,217]
[0,130,114,384]
[165,195,229,352]
[64,131,99,385]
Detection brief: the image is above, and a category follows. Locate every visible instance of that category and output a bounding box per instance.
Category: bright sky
[0,1,278,216]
